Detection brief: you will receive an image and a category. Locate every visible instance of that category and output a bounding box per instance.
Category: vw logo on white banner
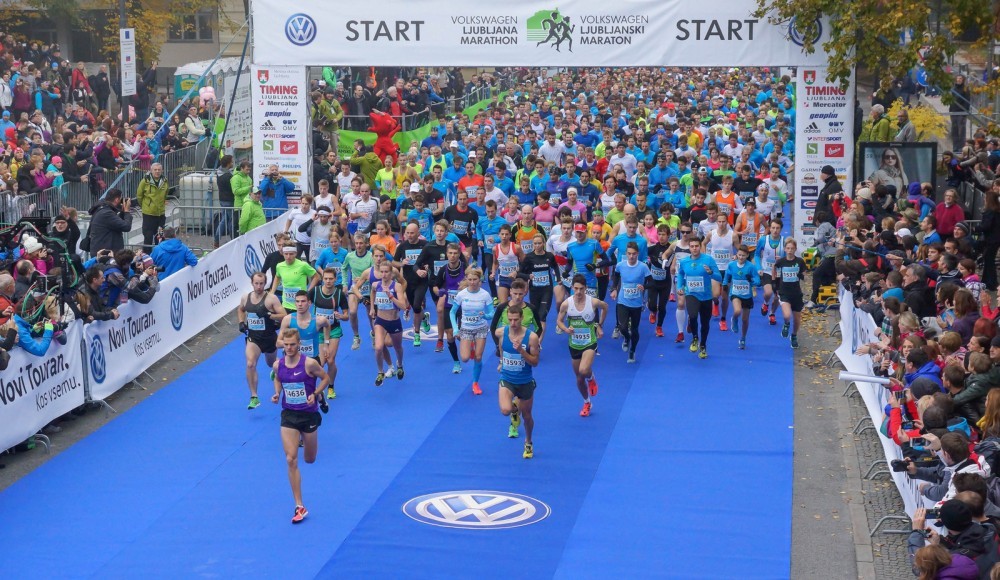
[285,13,317,46]
[244,246,263,278]
[402,491,550,529]
[89,335,107,384]
[170,288,184,331]
[788,17,822,47]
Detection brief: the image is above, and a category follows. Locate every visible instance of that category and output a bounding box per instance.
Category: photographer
[87,188,133,254]
[904,432,985,504]
[908,499,1000,578]
[124,253,160,305]
[814,165,842,226]
[806,211,837,309]
[77,266,119,322]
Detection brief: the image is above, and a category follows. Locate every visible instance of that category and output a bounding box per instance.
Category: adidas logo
[259,120,275,130]
[803,122,820,134]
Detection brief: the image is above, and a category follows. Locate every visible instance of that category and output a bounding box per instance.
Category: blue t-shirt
[477,216,507,254]
[566,238,604,288]
[407,207,435,240]
[678,254,722,302]
[609,233,648,262]
[315,247,349,285]
[615,261,652,308]
[723,260,761,300]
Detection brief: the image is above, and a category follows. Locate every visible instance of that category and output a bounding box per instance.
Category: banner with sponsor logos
[251,65,311,190]
[835,289,925,517]
[0,322,86,453]
[794,66,855,247]
[223,69,253,153]
[85,216,287,401]
[250,0,831,67]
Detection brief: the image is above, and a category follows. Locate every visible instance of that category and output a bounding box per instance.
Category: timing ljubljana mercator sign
[793,66,855,248]
[251,65,310,188]
[251,0,831,67]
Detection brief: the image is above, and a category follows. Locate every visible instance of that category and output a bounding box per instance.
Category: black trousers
[646,282,671,327]
[142,213,166,252]
[616,303,642,356]
[685,296,713,347]
[810,256,837,302]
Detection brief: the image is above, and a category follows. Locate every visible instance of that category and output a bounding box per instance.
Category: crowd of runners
[243,66,800,522]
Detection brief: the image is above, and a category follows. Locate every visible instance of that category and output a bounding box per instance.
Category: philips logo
[89,335,107,384]
[265,111,292,118]
[244,246,263,278]
[286,13,317,46]
[804,122,820,134]
[170,288,184,331]
[402,491,551,529]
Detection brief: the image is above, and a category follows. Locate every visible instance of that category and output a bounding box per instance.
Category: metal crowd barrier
[168,204,243,243]
[162,139,212,189]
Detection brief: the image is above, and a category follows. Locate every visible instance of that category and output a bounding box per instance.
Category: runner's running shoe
[712,302,719,318]
[452,362,462,374]
[781,322,790,338]
[587,375,599,396]
[248,396,260,410]
[509,409,520,438]
[627,354,636,363]
[413,333,422,347]
[731,316,739,333]
[403,308,411,321]
[621,337,629,351]
[738,338,746,350]
[375,372,385,387]
[436,339,444,352]
[698,347,708,359]
[580,401,592,417]
[611,327,621,339]
[352,336,361,350]
[422,312,431,333]
[675,332,684,343]
[318,395,329,414]
[649,313,656,325]
[790,335,800,349]
[523,442,533,459]
[291,506,308,524]
[396,365,404,380]
[689,337,700,352]
[719,320,728,332]
[655,326,664,338]
[326,386,336,400]
[768,314,777,325]
[761,303,768,316]
[472,382,482,395]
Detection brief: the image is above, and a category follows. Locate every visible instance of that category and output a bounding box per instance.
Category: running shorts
[280,409,322,433]
[780,292,804,312]
[499,379,537,401]
[247,333,277,354]
[569,343,598,360]
[459,326,489,341]
[375,317,403,334]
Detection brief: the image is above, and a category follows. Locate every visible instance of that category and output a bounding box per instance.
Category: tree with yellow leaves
[886,99,950,141]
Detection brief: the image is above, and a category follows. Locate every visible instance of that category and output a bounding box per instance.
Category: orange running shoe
[580,401,592,417]
[291,505,308,524]
[656,326,664,338]
[674,332,684,343]
[712,302,719,318]
[472,382,483,395]
[719,320,728,332]
[587,375,599,396]
[648,313,655,325]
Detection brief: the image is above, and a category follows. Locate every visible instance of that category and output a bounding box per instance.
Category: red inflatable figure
[368,109,400,165]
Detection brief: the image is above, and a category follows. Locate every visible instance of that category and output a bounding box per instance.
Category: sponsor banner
[251,65,311,190]
[251,0,830,67]
[0,322,86,452]
[223,69,253,152]
[835,289,924,517]
[794,66,854,247]
[86,217,287,401]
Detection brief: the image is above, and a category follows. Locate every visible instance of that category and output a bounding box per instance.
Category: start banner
[250,0,831,67]
[85,215,287,401]
[0,322,86,453]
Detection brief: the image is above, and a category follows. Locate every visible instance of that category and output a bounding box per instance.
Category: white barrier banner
[223,69,253,153]
[836,289,926,517]
[250,65,310,190]
[793,66,855,248]
[250,0,831,67]
[0,322,86,452]
[85,216,286,400]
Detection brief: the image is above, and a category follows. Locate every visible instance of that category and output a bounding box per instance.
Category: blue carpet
[0,238,795,579]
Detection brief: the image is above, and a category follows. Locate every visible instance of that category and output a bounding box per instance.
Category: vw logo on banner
[244,245,263,278]
[170,288,184,331]
[89,335,107,384]
[788,17,822,47]
[402,491,551,529]
[285,13,317,46]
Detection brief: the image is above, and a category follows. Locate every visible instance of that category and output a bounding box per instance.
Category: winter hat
[909,377,942,400]
[22,236,43,254]
[820,165,835,177]
[955,221,971,235]
[51,156,62,165]
[936,499,973,532]
[855,187,872,201]
[907,182,921,198]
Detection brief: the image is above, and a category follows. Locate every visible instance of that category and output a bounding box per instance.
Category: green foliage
[754,0,996,102]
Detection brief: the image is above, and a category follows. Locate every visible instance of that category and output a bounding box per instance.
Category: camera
[901,421,914,430]
[890,459,911,472]
[925,508,940,520]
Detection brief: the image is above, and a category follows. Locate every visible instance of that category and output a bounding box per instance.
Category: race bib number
[539,221,552,235]
[719,203,732,215]
[732,280,750,295]
[375,291,393,310]
[782,268,799,282]
[247,314,265,331]
[282,382,307,405]
[282,287,301,305]
[501,352,525,371]
[434,260,447,276]
[571,209,581,220]
[499,263,517,277]
[299,342,315,357]
[485,235,498,248]
[570,326,592,346]
[531,271,550,286]
[447,289,458,302]
[742,233,758,247]
[520,239,534,254]
[762,258,775,272]
[712,250,729,263]
[453,220,470,235]
[315,307,334,318]
[360,281,371,296]
[622,283,641,297]
[651,266,667,281]
[462,313,483,327]
[687,276,705,293]
[586,287,598,298]
[405,249,421,265]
